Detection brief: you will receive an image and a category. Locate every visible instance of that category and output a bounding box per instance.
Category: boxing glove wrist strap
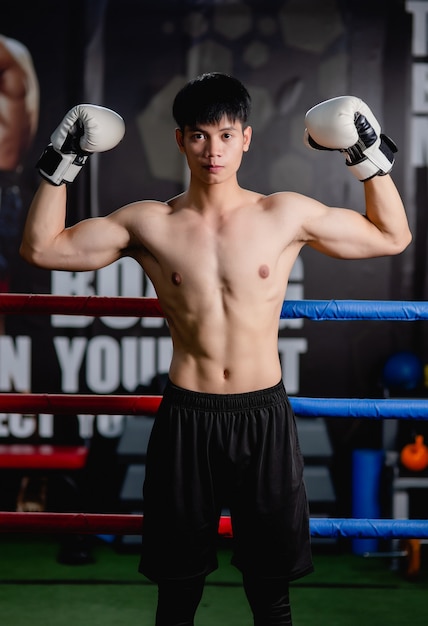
[37,144,89,186]
[345,134,397,181]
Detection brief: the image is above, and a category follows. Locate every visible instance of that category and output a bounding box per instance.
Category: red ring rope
[0,294,163,317]
[0,512,233,537]
[0,394,162,415]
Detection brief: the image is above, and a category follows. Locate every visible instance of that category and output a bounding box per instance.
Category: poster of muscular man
[0,35,39,331]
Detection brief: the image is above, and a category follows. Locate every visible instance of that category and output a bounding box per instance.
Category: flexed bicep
[303,204,387,259]
[58,214,133,270]
[21,187,132,271]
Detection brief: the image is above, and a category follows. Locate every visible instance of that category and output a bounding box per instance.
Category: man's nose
[205,138,221,157]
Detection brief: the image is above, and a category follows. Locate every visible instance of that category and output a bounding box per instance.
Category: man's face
[176,115,252,184]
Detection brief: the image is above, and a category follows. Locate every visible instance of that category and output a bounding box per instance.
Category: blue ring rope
[289,397,428,420]
[310,518,428,539]
[281,300,428,321]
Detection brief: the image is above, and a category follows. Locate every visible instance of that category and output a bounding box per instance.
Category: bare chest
[149,214,292,297]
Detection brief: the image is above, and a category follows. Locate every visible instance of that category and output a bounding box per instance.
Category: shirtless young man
[20,73,411,626]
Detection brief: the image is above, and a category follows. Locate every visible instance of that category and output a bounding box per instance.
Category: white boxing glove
[37,104,125,185]
[304,96,397,181]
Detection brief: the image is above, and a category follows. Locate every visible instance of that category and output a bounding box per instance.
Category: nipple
[171,272,182,286]
[259,264,270,279]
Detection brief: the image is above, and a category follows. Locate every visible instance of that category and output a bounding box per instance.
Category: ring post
[352,449,384,554]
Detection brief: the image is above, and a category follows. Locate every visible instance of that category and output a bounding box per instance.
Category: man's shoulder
[258,192,325,234]
[121,199,172,214]
[260,190,314,211]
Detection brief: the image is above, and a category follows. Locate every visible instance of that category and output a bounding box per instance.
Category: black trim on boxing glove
[344,113,397,175]
[378,134,398,168]
[36,145,65,178]
[345,113,377,162]
[345,133,398,178]
[306,135,334,151]
[60,119,86,154]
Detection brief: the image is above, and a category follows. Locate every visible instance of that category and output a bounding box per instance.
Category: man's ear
[175,128,185,152]
[243,125,252,152]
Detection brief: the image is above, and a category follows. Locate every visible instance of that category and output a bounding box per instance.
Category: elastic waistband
[163,379,287,412]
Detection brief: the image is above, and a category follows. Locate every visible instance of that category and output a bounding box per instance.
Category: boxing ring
[1,294,428,545]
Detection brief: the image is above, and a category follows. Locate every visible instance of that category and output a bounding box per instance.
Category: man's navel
[171,271,182,286]
[259,264,270,279]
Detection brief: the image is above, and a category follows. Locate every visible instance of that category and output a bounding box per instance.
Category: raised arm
[20,104,127,271]
[299,96,412,259]
[21,181,133,271]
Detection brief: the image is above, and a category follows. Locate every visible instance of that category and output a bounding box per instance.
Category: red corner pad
[0,445,88,470]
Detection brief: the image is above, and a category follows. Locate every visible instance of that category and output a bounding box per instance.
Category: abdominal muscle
[164,295,284,395]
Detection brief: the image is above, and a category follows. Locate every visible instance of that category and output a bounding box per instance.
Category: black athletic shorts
[138,379,313,583]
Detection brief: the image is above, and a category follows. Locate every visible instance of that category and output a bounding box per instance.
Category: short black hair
[172,72,251,131]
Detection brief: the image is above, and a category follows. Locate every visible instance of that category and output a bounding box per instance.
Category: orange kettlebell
[400,435,428,471]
